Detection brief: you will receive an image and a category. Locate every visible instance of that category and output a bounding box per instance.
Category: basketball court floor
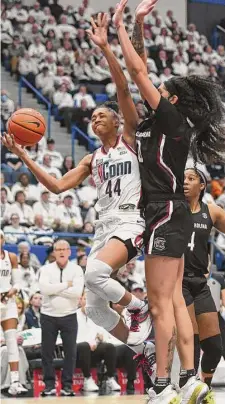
[1,390,225,404]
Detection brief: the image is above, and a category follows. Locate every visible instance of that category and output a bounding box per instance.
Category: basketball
[7,108,46,146]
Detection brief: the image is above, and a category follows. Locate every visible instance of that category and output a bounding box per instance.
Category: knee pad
[4,329,19,363]
[200,334,222,374]
[85,289,120,332]
[85,259,125,303]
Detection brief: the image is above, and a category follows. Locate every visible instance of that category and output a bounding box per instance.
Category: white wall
[59,0,187,28]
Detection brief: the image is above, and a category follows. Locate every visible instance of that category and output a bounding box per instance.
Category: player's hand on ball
[1,133,24,157]
[135,0,158,21]
[113,0,128,28]
[86,13,109,49]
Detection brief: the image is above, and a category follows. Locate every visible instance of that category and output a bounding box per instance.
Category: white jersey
[0,250,12,293]
[91,135,141,215]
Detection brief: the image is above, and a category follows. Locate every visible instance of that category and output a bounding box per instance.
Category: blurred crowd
[1,0,225,139]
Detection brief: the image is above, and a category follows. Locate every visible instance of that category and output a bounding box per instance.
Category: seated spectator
[10,1,28,24]
[76,294,121,392]
[19,252,39,297]
[18,51,38,87]
[23,15,36,36]
[43,40,57,62]
[155,27,175,52]
[3,213,28,244]
[17,241,41,273]
[1,90,15,131]
[57,40,75,65]
[39,138,63,169]
[0,173,13,202]
[50,0,63,22]
[7,35,25,75]
[70,99,93,140]
[11,173,39,203]
[155,50,171,75]
[57,14,77,38]
[28,214,54,245]
[54,65,75,91]
[53,83,74,112]
[73,85,96,109]
[39,54,57,76]
[60,155,75,175]
[33,189,58,228]
[77,254,87,272]
[188,54,207,76]
[1,144,30,184]
[25,292,42,329]
[60,55,73,76]
[1,188,11,225]
[25,23,45,47]
[77,177,97,209]
[1,11,14,50]
[3,190,34,226]
[45,29,61,50]
[35,66,55,100]
[172,54,188,76]
[39,153,62,179]
[29,2,45,25]
[1,298,29,392]
[208,65,221,84]
[25,143,41,162]
[159,67,174,83]
[28,35,46,62]
[57,193,83,231]
[84,206,97,226]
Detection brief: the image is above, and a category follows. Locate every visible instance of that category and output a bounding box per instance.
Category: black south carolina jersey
[184,203,213,275]
[136,97,191,205]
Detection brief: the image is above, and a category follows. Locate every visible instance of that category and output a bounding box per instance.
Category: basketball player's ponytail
[164,75,225,164]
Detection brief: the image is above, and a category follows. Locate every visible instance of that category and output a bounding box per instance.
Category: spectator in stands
[1,90,15,131]
[57,193,83,232]
[10,1,28,24]
[1,11,14,51]
[35,66,55,100]
[188,54,207,76]
[43,40,57,62]
[57,14,77,38]
[28,35,46,62]
[155,49,171,75]
[3,213,28,244]
[77,177,97,210]
[17,241,41,273]
[1,188,11,225]
[7,35,25,74]
[29,2,45,25]
[28,214,54,245]
[73,85,96,109]
[18,51,38,87]
[25,292,42,329]
[39,153,62,179]
[216,190,225,210]
[155,27,174,52]
[1,145,30,183]
[60,155,75,176]
[70,99,93,140]
[39,239,84,396]
[77,254,87,273]
[19,252,38,297]
[0,173,13,202]
[50,0,64,23]
[54,65,75,91]
[211,175,225,199]
[171,54,188,76]
[76,293,121,392]
[159,67,174,83]
[11,173,39,203]
[208,65,221,84]
[41,138,63,169]
[4,190,34,226]
[53,83,74,120]
[57,40,75,65]
[33,189,57,228]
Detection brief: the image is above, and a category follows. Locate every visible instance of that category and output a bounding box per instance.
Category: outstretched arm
[1,133,91,194]
[115,0,160,110]
[87,13,138,144]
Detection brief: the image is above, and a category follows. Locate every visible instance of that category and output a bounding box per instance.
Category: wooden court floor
[1,389,225,404]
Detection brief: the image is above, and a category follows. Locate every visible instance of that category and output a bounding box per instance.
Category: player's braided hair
[164,75,225,164]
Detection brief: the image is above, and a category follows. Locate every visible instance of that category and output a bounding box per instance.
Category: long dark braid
[164,75,225,164]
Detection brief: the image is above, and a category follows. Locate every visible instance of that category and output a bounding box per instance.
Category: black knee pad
[200,334,223,374]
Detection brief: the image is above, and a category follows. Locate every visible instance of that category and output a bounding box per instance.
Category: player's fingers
[97,12,102,27]
[102,13,108,27]
[90,17,97,29]
[86,29,93,38]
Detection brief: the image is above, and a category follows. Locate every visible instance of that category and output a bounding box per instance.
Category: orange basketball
[8,108,46,146]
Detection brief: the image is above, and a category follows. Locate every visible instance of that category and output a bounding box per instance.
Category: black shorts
[144,200,192,258]
[183,274,217,316]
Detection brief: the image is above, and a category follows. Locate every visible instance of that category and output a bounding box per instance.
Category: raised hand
[135,0,158,21]
[1,132,24,157]
[113,0,128,29]
[86,13,109,49]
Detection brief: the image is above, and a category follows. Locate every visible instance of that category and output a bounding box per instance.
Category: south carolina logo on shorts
[154,237,166,251]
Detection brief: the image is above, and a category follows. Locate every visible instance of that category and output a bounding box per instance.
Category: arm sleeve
[59,266,84,299]
[151,96,185,138]
[39,267,68,296]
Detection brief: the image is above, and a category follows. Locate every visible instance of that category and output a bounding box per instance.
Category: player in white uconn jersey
[2,14,152,354]
[0,230,27,395]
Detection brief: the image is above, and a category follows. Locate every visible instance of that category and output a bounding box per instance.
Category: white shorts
[1,297,18,322]
[89,212,145,260]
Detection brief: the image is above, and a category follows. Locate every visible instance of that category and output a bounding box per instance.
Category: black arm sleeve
[145,97,186,138]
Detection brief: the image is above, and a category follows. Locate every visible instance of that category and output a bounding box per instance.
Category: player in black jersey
[184,168,225,402]
[113,1,225,402]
